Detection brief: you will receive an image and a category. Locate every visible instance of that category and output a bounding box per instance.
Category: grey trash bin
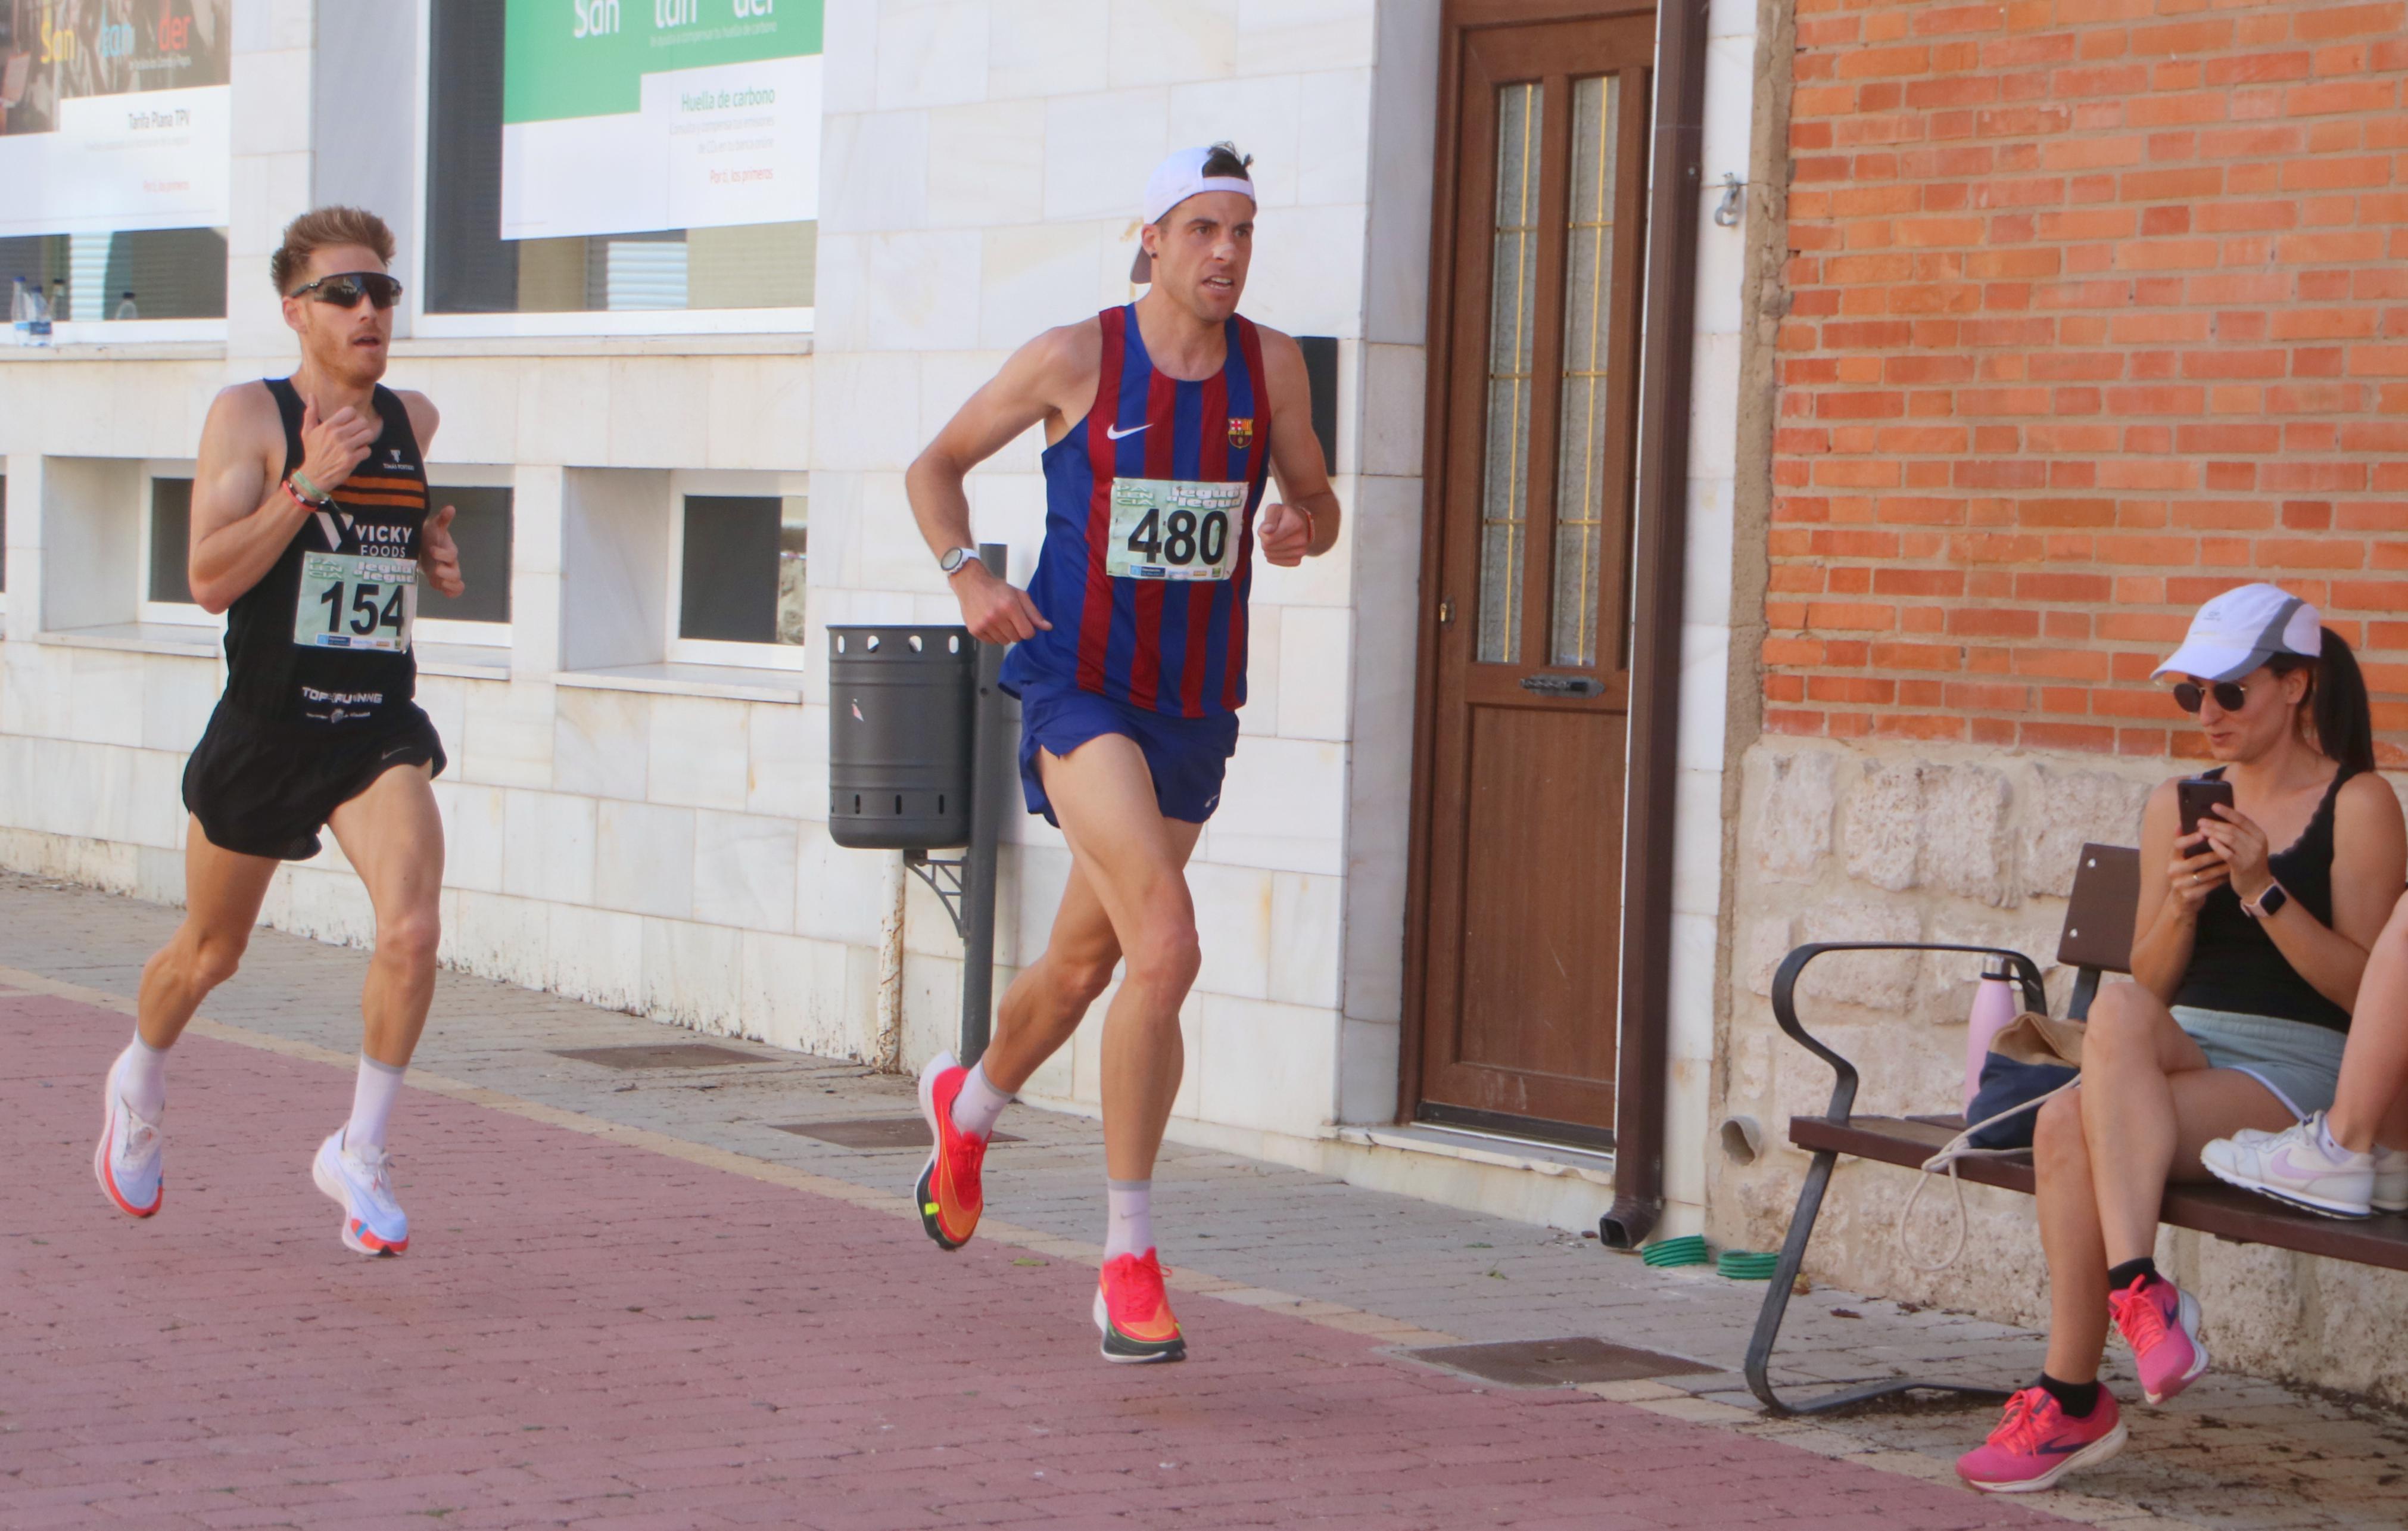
[826,626,976,849]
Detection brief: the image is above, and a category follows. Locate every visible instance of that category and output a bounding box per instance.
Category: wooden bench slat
[1790,1115,2408,1272]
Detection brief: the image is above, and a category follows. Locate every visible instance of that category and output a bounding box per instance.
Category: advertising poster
[0,0,231,238]
[499,1,824,241]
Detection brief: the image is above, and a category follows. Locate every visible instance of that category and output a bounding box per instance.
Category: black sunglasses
[288,270,404,310]
[2171,678,2252,713]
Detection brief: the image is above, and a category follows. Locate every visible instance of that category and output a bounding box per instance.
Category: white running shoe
[2378,1146,2408,1215]
[2201,1113,2372,1218]
[312,1129,410,1255]
[93,1059,164,1218]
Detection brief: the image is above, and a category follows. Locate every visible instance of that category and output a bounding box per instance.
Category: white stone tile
[867,231,986,352]
[1336,1013,1400,1124]
[1688,331,1744,478]
[693,810,799,931]
[66,649,145,748]
[822,111,932,234]
[1167,75,1301,206]
[1043,91,1170,222]
[821,0,881,114]
[1108,0,1236,88]
[1008,841,1077,966]
[1204,737,1344,874]
[461,679,556,789]
[980,223,1115,350]
[876,0,990,110]
[1275,603,1350,741]
[927,100,1048,228]
[0,644,71,738]
[412,674,469,765]
[444,891,551,989]
[809,232,872,352]
[1269,871,1341,1009]
[512,359,613,468]
[746,701,815,819]
[988,0,1109,98]
[798,822,888,947]
[809,353,926,474]
[1668,908,1721,1069]
[1295,69,1374,208]
[124,748,187,849]
[1339,822,1406,1023]
[435,781,507,894]
[1194,992,1335,1132]
[549,904,644,1013]
[1234,602,1280,737]
[419,366,520,468]
[555,684,650,802]
[605,357,712,469]
[1172,993,1204,1119]
[230,48,310,156]
[140,655,219,754]
[595,800,697,920]
[501,789,595,905]
[647,694,752,810]
[1236,0,1376,74]
[739,930,856,1057]
[705,356,814,473]
[1356,344,1426,480]
[1241,200,1367,339]
[1671,764,1728,921]
[1188,860,1273,1001]
[1676,620,1731,774]
[641,917,744,1031]
[1682,472,1737,629]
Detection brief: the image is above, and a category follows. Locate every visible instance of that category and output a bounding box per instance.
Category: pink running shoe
[1958,1385,2127,1493]
[2108,1274,2207,1405]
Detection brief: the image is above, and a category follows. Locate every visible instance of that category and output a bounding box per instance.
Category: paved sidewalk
[4,873,2406,1529]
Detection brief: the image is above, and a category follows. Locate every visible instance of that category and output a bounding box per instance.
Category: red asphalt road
[1,994,2068,1529]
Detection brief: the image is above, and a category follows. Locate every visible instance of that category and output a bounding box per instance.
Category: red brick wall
[1770,0,2407,762]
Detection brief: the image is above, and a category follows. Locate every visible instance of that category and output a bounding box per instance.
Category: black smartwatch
[2241,882,2289,921]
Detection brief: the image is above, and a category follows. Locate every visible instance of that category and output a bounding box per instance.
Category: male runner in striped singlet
[906,145,1341,1362]
[92,207,465,1258]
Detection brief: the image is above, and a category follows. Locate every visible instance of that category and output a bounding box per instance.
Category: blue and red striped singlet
[999,304,1274,718]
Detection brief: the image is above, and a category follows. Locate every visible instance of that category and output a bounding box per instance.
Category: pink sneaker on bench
[2108,1274,2207,1405]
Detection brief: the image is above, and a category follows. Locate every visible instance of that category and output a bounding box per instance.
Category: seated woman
[2201,902,2408,1218]
[1959,583,2405,1495]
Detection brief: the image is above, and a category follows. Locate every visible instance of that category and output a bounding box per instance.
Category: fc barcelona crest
[1226,416,1255,450]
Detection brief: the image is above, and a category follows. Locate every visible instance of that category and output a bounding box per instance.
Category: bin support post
[958,543,1009,1065]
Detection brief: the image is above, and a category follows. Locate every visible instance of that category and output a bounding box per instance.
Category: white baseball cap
[2151,582,2322,684]
[1132,145,1256,282]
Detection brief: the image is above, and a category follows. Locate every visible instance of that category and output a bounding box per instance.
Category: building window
[423,0,821,322]
[418,484,513,631]
[146,476,195,605]
[0,3,231,329]
[677,494,806,649]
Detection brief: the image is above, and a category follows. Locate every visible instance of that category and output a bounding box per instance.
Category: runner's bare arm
[398,391,465,599]
[1254,328,1341,567]
[908,322,1100,642]
[187,384,375,613]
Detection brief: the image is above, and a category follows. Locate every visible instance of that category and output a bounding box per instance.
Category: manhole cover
[771,1117,1020,1150]
[1407,1336,1715,1387]
[551,1044,776,1070]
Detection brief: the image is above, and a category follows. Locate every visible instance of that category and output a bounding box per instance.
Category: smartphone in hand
[2177,776,2235,842]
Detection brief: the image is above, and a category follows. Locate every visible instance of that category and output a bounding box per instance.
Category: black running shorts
[181,703,447,861]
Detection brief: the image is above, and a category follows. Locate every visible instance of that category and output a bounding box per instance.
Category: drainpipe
[1603,0,1714,1251]
[874,848,907,1071]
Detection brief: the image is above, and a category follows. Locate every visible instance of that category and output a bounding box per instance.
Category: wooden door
[1411,11,1653,1147]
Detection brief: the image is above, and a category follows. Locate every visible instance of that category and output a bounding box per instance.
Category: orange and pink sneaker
[1957,1385,2127,1493]
[2108,1273,2208,1405]
[1094,1249,1185,1364]
[915,1051,987,1251]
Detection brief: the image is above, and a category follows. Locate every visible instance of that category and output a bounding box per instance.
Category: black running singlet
[218,378,429,728]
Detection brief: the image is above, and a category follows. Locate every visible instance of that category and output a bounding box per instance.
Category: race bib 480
[1106,478,1246,582]
[294,552,417,652]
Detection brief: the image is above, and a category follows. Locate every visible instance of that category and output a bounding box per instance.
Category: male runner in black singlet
[92,207,465,1257]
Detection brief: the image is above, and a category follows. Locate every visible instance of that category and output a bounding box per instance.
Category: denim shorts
[1014,682,1239,827]
[2171,1006,2348,1121]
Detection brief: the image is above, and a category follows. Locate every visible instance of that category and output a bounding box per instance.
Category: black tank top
[218,379,427,728]
[2172,764,2355,1033]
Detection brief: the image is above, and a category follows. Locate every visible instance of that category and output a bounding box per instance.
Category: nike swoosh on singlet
[1104,423,1150,440]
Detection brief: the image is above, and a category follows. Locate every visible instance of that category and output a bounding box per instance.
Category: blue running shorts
[1014,681,1240,827]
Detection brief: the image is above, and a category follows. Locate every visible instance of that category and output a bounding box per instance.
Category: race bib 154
[294,552,416,652]
[1105,478,1246,582]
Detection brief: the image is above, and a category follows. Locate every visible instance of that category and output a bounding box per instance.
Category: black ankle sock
[2037,1372,2101,1418]
[2105,1256,2158,1291]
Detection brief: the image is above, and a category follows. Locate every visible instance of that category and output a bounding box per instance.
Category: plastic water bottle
[1964,960,2020,1111]
[8,277,27,346]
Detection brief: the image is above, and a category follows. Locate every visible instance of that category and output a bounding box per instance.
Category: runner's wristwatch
[2241,881,2289,920]
[939,546,984,576]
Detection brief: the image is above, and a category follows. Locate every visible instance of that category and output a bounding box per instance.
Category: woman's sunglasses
[2171,678,2251,713]
[287,271,404,310]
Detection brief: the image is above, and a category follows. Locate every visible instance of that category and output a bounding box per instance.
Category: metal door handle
[1519,673,1605,698]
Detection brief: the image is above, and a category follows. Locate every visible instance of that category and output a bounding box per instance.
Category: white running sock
[118,1033,168,1120]
[347,1055,407,1152]
[1105,1178,1154,1260]
[950,1061,1013,1141]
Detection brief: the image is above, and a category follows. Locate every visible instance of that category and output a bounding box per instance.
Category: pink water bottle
[1965,961,2020,1111]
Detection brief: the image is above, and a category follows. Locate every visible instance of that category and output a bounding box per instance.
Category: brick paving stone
[4,872,2406,1528]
